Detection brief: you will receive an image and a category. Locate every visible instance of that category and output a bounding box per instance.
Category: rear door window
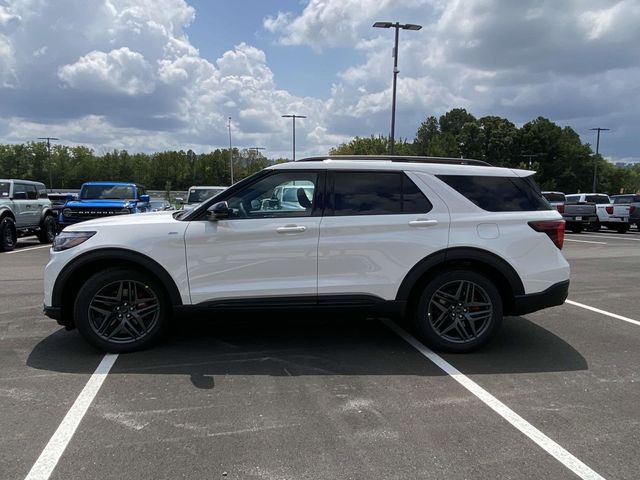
[331,172,432,216]
[25,184,38,200]
[437,175,550,212]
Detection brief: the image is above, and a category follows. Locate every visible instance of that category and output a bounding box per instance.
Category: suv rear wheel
[0,217,17,252]
[413,270,503,352]
[37,215,56,243]
[74,268,169,353]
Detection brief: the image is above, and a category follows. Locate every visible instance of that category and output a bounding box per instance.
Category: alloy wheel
[427,280,493,344]
[87,280,160,344]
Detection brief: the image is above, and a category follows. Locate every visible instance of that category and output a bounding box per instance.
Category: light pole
[373,21,422,155]
[249,147,265,156]
[228,117,234,184]
[590,127,609,192]
[282,114,306,161]
[520,153,542,169]
[37,136,58,190]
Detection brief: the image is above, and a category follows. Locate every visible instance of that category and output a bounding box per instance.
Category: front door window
[225,172,318,219]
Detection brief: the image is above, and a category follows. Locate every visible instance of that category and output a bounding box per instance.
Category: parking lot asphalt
[1,231,639,480]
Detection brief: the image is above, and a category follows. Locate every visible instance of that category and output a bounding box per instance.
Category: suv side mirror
[139,194,150,203]
[12,192,27,200]
[208,201,230,221]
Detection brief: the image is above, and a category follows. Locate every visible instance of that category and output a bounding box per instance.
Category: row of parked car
[542,191,640,233]
[0,178,229,251]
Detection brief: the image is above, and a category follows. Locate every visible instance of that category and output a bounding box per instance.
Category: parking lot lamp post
[590,127,609,192]
[520,153,542,170]
[228,117,234,185]
[37,137,59,190]
[373,22,422,155]
[282,114,306,161]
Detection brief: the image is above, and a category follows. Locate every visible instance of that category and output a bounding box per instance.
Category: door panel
[185,217,320,304]
[318,171,450,300]
[184,170,324,304]
[11,183,30,227]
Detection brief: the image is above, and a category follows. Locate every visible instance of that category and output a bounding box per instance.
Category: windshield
[0,182,9,197]
[80,185,136,200]
[187,188,225,204]
[585,195,610,204]
[542,192,565,202]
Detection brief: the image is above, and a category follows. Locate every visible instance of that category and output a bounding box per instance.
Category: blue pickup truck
[59,182,151,227]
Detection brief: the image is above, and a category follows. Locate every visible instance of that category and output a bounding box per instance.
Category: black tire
[615,225,630,234]
[413,270,503,352]
[587,220,600,232]
[0,216,17,252]
[36,215,57,243]
[570,225,583,233]
[74,268,170,353]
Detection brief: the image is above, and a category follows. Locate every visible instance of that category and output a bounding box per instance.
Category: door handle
[276,225,306,234]
[409,219,438,227]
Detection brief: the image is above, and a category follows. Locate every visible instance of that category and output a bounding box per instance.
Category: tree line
[0,144,273,191]
[331,109,640,194]
[1,108,638,194]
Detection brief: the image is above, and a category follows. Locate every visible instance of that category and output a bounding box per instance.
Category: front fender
[0,206,16,220]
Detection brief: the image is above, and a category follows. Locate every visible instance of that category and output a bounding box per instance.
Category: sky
[0,0,638,163]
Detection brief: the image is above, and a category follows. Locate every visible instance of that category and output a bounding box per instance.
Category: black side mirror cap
[208,201,230,220]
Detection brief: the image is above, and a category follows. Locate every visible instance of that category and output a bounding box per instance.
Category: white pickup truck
[565,193,631,233]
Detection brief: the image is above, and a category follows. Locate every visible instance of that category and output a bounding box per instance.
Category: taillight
[556,204,565,214]
[529,220,565,250]
[605,206,613,214]
[630,206,636,214]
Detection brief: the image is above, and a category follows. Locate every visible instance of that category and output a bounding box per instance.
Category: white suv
[44,156,570,353]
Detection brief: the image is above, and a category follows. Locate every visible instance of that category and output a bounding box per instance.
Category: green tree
[439,108,476,137]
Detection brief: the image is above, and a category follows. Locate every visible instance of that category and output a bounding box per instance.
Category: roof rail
[296,155,491,166]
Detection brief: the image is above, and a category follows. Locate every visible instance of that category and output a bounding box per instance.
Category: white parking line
[383,320,605,480]
[570,233,640,242]
[3,245,50,254]
[24,354,118,480]
[565,239,607,245]
[566,299,640,327]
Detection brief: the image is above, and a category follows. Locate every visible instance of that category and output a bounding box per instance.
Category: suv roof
[0,179,45,186]
[81,181,143,187]
[270,156,531,177]
[296,155,490,166]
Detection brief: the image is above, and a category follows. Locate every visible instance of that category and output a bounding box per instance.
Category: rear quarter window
[437,175,550,212]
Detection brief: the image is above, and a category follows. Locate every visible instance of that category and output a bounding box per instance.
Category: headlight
[53,231,96,252]
[119,208,131,214]
[62,208,72,217]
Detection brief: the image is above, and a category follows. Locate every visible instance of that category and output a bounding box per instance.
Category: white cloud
[59,47,156,95]
[0,0,639,162]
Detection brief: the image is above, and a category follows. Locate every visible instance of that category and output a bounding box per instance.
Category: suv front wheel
[413,270,503,352]
[74,268,169,353]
